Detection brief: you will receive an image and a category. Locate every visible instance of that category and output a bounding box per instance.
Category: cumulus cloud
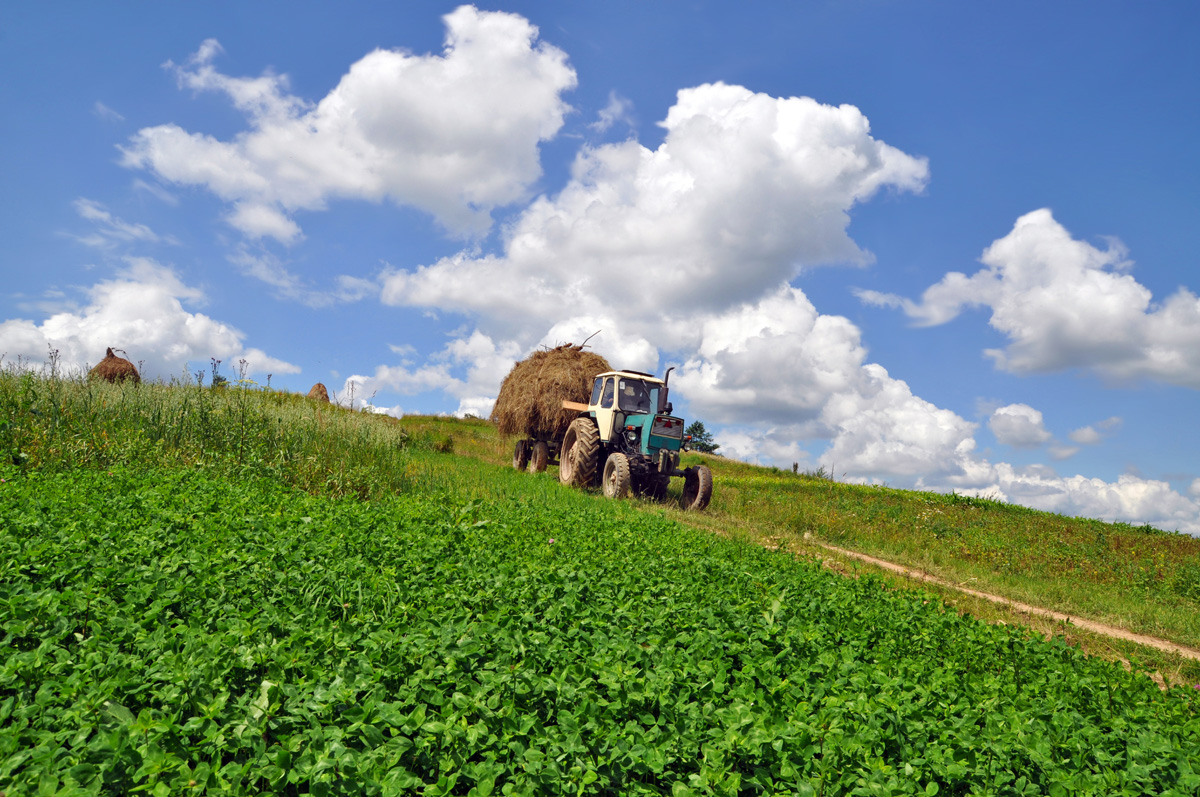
[120,6,578,242]
[988,403,1052,447]
[341,330,521,418]
[1069,416,1122,445]
[0,259,297,379]
[934,464,1200,535]
[858,209,1200,387]
[383,82,928,328]
[660,287,974,480]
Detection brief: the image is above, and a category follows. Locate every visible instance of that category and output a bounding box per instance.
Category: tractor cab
[587,370,685,459]
[590,371,663,441]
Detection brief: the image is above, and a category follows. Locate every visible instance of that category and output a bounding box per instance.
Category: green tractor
[558,368,713,510]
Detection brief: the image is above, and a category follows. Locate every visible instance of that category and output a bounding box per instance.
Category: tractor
[557,368,713,510]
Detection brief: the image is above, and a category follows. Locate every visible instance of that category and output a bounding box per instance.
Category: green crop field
[2,369,1200,795]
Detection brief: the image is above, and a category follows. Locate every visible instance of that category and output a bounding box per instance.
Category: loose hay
[307,383,331,402]
[491,344,611,441]
[88,348,140,384]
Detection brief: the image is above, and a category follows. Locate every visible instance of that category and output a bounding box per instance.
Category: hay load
[491,344,611,442]
[88,347,140,384]
[307,383,331,402]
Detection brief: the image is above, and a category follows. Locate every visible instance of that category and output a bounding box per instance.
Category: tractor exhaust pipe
[659,366,675,414]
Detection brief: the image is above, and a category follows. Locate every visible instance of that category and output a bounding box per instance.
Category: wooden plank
[562,400,589,412]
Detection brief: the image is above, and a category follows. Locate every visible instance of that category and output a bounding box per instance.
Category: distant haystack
[307,383,330,402]
[88,348,140,384]
[491,344,611,442]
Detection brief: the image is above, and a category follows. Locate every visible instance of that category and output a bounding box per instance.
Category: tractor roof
[596,370,665,385]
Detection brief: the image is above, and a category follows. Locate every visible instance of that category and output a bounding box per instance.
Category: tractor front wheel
[513,440,530,471]
[529,441,549,473]
[681,465,713,511]
[559,418,599,487]
[602,453,632,499]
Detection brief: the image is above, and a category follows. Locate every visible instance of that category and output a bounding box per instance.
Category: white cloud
[1068,426,1102,446]
[93,101,125,123]
[120,7,577,242]
[227,248,378,307]
[132,179,179,206]
[859,209,1200,387]
[1069,417,1121,445]
[382,82,929,329]
[589,90,634,132]
[341,330,521,418]
[988,403,1052,447]
[72,198,162,247]
[226,203,303,245]
[955,466,1200,535]
[1047,444,1080,461]
[716,428,812,468]
[0,259,298,379]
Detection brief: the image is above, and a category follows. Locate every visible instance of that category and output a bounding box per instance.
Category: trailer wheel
[602,453,632,499]
[681,465,713,511]
[529,441,549,473]
[559,418,599,487]
[513,439,530,471]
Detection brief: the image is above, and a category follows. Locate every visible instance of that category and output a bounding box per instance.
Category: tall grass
[0,364,445,499]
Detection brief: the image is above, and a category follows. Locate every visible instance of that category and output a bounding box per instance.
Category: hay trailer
[493,343,612,475]
[511,436,558,474]
[558,368,713,511]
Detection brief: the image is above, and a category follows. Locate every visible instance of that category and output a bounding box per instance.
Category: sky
[3,1,1199,533]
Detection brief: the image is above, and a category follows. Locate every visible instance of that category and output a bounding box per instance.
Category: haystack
[88,347,140,384]
[307,383,330,402]
[491,344,611,442]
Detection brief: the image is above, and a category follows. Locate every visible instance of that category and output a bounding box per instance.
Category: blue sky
[3,2,1199,532]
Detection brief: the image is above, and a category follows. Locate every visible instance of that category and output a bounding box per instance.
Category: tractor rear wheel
[559,418,599,487]
[602,453,632,499]
[529,441,549,473]
[513,439,529,471]
[681,465,713,511]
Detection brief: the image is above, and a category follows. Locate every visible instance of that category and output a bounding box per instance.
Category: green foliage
[684,421,719,454]
[3,367,1200,793]
[3,467,1200,795]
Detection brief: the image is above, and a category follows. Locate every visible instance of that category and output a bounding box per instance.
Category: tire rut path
[812,539,1200,663]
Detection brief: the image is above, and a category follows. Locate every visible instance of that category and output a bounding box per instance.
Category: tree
[685,420,719,454]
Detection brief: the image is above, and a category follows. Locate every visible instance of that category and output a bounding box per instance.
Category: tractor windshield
[617,378,656,414]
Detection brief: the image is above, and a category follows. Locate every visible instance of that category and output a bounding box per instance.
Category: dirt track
[811,539,1200,663]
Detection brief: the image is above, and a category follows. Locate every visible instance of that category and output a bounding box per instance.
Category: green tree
[685,420,719,453]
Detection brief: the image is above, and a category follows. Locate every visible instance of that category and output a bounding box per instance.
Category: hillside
[2,370,1199,795]
[422,414,1200,679]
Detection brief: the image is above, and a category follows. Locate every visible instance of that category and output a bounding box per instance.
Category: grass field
[3,368,1200,795]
